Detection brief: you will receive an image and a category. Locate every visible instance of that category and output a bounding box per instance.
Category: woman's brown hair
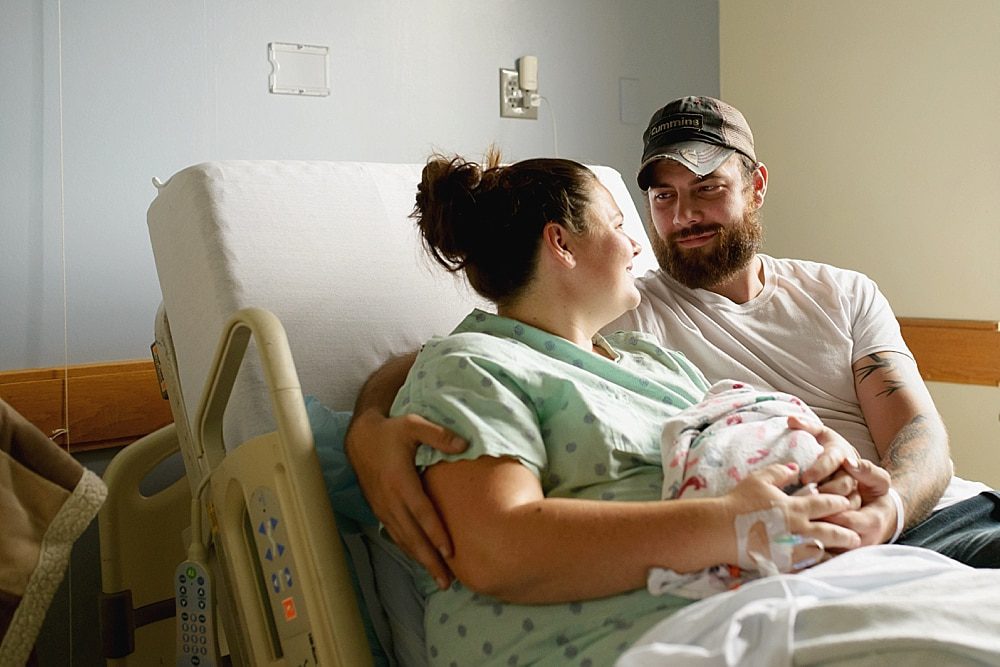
[412,148,597,305]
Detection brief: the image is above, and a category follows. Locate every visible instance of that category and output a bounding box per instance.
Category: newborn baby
[650,380,826,598]
[661,379,823,500]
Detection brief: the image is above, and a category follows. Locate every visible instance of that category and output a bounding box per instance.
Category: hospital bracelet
[887,487,905,543]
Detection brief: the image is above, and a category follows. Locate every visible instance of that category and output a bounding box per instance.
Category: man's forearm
[352,350,418,416]
[343,348,463,587]
[881,413,952,528]
[853,351,952,531]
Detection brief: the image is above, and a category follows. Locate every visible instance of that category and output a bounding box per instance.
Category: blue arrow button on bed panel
[277,543,285,557]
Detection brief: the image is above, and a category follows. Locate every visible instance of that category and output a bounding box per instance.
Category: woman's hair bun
[412,147,594,304]
[412,148,502,273]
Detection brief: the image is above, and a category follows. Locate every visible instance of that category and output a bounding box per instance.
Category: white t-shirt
[607,254,987,509]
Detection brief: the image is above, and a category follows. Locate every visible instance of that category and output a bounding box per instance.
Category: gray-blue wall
[2,0,720,372]
[5,2,720,663]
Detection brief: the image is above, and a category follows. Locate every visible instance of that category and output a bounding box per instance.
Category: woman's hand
[344,408,467,589]
[725,462,862,568]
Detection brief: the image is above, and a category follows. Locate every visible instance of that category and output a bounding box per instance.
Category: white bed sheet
[618,545,1000,666]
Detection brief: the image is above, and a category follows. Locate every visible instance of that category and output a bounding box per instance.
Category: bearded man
[345,97,1000,591]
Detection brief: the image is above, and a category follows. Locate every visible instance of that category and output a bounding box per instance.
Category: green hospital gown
[390,309,711,666]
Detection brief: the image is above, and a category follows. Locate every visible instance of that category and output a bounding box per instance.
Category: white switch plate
[268,42,330,97]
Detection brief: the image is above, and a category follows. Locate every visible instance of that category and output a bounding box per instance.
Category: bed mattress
[146,160,656,448]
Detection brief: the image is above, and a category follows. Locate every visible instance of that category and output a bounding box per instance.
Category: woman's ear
[541,222,576,268]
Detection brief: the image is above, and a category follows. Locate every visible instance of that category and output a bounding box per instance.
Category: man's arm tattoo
[877,380,904,397]
[883,414,928,471]
[855,353,905,396]
[855,352,893,381]
[883,414,945,526]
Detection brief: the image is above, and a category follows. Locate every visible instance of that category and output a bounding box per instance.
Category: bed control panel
[174,560,221,667]
[249,486,317,665]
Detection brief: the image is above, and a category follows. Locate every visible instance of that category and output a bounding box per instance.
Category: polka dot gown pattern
[391,310,712,665]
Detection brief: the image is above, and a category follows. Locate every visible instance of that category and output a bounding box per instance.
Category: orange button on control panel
[282,597,297,621]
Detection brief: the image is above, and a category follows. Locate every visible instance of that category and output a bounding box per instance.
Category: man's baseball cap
[637,96,756,189]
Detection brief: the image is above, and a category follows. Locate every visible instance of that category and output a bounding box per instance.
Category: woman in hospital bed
[389,149,877,666]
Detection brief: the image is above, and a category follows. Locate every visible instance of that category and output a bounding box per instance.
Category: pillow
[306,395,428,667]
[305,395,378,529]
[305,396,390,664]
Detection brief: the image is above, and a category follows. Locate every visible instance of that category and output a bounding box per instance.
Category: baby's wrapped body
[650,380,826,598]
[662,380,823,499]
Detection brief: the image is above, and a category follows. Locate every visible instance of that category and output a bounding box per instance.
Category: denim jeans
[896,491,1000,568]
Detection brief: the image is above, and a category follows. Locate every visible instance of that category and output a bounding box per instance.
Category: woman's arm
[424,455,859,604]
[344,351,468,588]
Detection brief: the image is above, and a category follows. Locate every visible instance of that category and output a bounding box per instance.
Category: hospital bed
[99,160,1000,666]
[98,160,657,665]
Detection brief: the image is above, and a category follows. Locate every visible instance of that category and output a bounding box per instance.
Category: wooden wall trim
[898,318,1000,387]
[0,360,173,451]
[0,318,995,451]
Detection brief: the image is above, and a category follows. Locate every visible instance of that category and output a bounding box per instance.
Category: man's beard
[650,203,763,290]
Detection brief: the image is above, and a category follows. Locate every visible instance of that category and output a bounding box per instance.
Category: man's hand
[823,457,898,546]
[790,415,898,546]
[344,408,467,589]
[793,415,862,509]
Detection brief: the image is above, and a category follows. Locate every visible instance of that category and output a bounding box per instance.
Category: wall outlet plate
[499,68,537,119]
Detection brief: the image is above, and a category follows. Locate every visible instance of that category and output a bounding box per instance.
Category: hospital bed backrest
[147,160,657,457]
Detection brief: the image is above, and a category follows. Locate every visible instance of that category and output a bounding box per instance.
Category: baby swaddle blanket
[650,380,824,598]
[661,380,823,499]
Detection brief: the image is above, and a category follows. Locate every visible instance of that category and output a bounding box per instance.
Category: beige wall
[719,0,1000,487]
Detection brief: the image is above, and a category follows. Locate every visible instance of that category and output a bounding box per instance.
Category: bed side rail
[195,307,372,666]
[98,424,189,663]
